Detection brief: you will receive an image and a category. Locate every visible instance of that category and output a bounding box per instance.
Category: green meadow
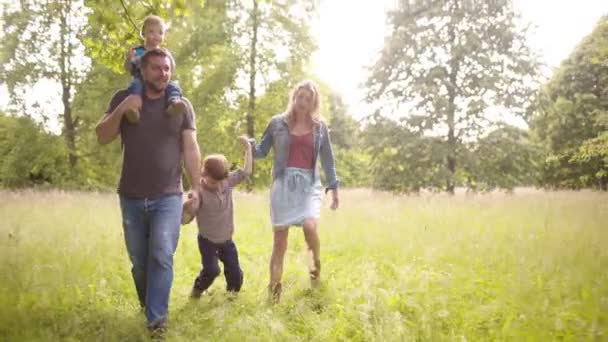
[0,189,606,341]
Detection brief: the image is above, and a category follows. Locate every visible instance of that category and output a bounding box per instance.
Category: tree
[68,61,129,189]
[83,0,191,73]
[327,94,361,149]
[462,125,540,192]
[85,0,241,180]
[229,0,317,187]
[246,0,260,139]
[1,0,90,171]
[361,113,449,193]
[531,16,608,190]
[366,0,539,193]
[0,112,69,187]
[237,0,317,139]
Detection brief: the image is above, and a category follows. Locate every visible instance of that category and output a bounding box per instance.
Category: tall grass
[0,189,606,341]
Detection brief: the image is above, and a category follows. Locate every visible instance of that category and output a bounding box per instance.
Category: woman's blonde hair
[285,80,322,125]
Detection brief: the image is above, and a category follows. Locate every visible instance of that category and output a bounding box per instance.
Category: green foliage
[83,0,193,73]
[362,114,450,193]
[0,114,69,187]
[327,94,360,150]
[532,16,608,190]
[1,0,92,171]
[324,93,370,188]
[462,125,541,192]
[332,147,371,188]
[0,0,89,108]
[0,0,318,191]
[69,61,128,190]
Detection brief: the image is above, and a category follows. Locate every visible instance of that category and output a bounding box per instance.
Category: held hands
[329,189,339,210]
[239,135,253,176]
[181,191,200,225]
[238,135,251,148]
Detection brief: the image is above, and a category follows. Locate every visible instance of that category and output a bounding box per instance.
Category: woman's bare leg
[269,227,288,302]
[302,218,321,287]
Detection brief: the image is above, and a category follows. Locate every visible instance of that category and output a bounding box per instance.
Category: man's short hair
[140,48,175,71]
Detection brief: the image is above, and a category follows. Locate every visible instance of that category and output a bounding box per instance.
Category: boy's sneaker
[190,283,205,299]
[226,291,239,302]
[166,98,186,117]
[124,108,140,124]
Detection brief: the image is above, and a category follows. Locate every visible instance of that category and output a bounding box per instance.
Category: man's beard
[145,80,167,94]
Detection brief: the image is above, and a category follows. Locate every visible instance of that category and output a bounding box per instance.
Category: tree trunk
[247,0,259,139]
[60,1,77,171]
[445,4,460,195]
[244,0,259,191]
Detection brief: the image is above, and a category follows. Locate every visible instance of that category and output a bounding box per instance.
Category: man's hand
[188,190,200,213]
[181,191,199,225]
[125,94,142,111]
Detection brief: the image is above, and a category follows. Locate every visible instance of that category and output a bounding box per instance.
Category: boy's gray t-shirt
[106,90,196,199]
[196,170,247,243]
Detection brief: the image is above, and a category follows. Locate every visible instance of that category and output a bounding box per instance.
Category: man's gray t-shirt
[106,90,196,199]
[195,170,247,243]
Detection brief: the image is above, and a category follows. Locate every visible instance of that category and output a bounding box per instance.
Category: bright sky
[1,1,607,127]
[311,0,608,120]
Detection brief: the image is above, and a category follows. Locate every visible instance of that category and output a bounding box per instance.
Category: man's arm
[182,128,202,193]
[95,92,135,144]
[181,97,201,209]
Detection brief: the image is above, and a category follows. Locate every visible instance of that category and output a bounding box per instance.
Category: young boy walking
[183,136,252,297]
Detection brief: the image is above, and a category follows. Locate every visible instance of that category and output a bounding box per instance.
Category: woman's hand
[239,135,253,176]
[330,189,339,210]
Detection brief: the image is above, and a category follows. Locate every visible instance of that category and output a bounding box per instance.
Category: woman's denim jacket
[252,113,339,192]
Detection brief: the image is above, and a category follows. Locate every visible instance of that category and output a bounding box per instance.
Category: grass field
[0,189,606,341]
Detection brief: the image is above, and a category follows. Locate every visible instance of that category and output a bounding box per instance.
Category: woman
[252,80,339,303]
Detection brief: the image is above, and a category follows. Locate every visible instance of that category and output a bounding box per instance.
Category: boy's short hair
[203,154,229,181]
[140,15,167,38]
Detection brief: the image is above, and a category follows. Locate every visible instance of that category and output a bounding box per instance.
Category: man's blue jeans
[119,194,182,328]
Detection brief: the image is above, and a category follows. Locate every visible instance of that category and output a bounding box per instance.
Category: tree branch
[119,0,140,35]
